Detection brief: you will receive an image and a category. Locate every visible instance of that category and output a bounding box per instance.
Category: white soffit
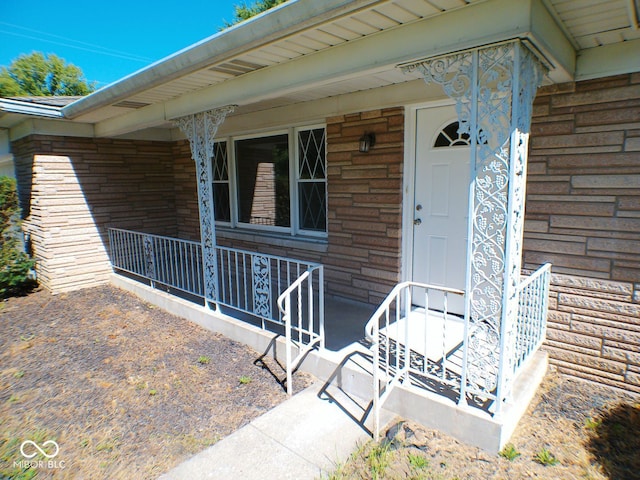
[70,0,639,130]
[545,0,640,50]
[72,0,483,124]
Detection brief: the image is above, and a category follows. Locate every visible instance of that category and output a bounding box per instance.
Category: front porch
[108,227,550,452]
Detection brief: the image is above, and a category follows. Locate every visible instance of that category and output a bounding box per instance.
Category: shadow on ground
[586,402,640,480]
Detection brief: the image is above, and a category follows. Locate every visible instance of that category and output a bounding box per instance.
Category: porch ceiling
[4,0,639,137]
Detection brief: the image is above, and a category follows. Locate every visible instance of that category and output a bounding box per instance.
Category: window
[211,125,327,236]
[236,134,290,228]
[297,128,326,232]
[434,121,470,147]
[212,142,231,223]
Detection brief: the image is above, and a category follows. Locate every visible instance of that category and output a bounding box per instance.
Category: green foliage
[534,447,559,466]
[238,375,252,385]
[197,355,211,364]
[499,443,521,461]
[408,451,429,469]
[0,176,36,298]
[223,0,288,28]
[0,52,96,97]
[367,442,392,480]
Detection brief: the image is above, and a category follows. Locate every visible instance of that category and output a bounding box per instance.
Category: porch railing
[108,228,325,392]
[277,267,324,396]
[512,263,552,378]
[365,264,552,441]
[364,281,465,441]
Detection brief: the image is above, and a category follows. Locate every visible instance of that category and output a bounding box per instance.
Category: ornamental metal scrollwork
[466,321,500,392]
[143,235,156,280]
[403,41,546,397]
[252,255,271,318]
[174,106,235,303]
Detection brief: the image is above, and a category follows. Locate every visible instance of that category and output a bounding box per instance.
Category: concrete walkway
[159,382,391,480]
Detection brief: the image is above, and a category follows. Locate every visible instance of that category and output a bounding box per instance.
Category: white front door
[411,105,470,315]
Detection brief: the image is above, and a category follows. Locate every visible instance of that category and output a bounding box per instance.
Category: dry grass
[0,285,312,479]
[324,372,640,480]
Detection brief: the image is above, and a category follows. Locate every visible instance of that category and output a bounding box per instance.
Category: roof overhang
[0,98,64,119]
[3,0,639,142]
[85,0,578,138]
[62,0,384,120]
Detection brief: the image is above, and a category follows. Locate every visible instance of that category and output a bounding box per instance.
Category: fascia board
[98,0,570,138]
[575,39,640,80]
[62,0,383,120]
[530,0,576,83]
[0,98,64,118]
[8,119,94,142]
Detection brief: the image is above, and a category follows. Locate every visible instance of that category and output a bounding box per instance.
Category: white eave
[0,98,64,119]
[62,0,384,120]
[3,0,639,140]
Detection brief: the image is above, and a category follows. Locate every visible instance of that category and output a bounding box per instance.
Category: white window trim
[214,124,328,239]
[294,124,328,238]
[212,141,233,227]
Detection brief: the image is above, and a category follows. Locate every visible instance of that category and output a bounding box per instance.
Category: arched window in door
[434,121,470,147]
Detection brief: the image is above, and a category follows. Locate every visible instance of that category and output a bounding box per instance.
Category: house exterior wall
[171,108,404,304]
[526,73,640,393]
[12,135,178,293]
[9,74,639,393]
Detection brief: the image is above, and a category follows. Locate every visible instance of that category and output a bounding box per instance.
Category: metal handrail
[364,280,465,341]
[365,281,465,440]
[277,265,325,396]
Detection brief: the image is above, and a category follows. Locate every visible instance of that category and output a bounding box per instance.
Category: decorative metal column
[402,40,546,410]
[174,105,235,305]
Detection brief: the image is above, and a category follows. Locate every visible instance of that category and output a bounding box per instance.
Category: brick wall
[173,140,200,241]
[12,135,178,293]
[179,108,405,304]
[325,108,404,304]
[526,73,640,392]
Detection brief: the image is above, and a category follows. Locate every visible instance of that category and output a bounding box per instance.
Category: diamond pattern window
[297,128,327,232]
[214,126,328,237]
[212,142,231,222]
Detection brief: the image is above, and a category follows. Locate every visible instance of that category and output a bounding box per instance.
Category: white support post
[402,40,546,407]
[174,106,235,305]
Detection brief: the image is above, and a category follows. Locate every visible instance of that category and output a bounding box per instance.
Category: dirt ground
[326,370,640,480]
[3,285,640,480]
[0,285,313,479]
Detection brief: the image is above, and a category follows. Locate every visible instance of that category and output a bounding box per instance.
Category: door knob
[416,204,423,211]
[413,218,422,226]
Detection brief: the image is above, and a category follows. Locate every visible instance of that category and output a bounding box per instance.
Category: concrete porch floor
[111,272,547,455]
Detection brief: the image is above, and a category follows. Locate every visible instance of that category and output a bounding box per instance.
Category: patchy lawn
[0,285,313,479]
[324,372,640,480]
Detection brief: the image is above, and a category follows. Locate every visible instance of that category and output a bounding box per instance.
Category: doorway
[411,104,470,314]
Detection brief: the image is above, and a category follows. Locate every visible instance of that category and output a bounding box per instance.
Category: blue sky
[0,0,241,89]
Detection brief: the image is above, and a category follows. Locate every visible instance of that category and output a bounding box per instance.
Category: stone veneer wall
[526,73,640,393]
[12,135,178,293]
[172,108,404,305]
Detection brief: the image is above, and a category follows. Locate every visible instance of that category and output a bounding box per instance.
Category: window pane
[299,182,326,232]
[213,183,231,222]
[213,142,228,181]
[236,134,290,227]
[298,128,326,180]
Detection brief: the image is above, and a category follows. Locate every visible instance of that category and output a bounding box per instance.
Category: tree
[0,176,36,297]
[0,52,96,97]
[223,0,288,28]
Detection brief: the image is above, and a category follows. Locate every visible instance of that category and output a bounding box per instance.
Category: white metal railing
[512,263,552,378]
[277,267,325,396]
[109,228,205,296]
[365,265,552,440]
[108,228,325,389]
[364,281,465,441]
